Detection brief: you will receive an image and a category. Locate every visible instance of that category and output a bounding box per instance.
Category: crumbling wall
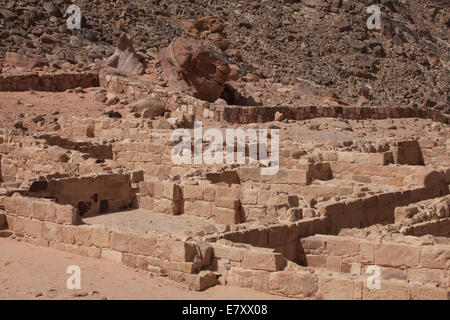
[100,72,209,118]
[26,174,135,216]
[36,134,113,160]
[212,105,450,124]
[0,72,99,91]
[301,234,450,289]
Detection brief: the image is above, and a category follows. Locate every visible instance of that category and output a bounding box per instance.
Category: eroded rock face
[160,37,233,103]
[106,33,144,75]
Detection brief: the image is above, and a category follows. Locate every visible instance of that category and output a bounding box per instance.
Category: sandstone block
[241,189,258,205]
[110,231,130,253]
[203,186,216,202]
[101,249,123,264]
[226,268,253,288]
[287,169,311,185]
[183,185,203,201]
[317,276,354,300]
[362,281,411,300]
[420,246,450,269]
[375,243,420,268]
[252,270,270,293]
[213,245,244,262]
[410,285,449,300]
[91,227,111,248]
[269,271,317,297]
[184,201,212,218]
[74,225,93,246]
[128,234,156,256]
[169,241,197,262]
[214,207,240,225]
[153,198,180,215]
[242,250,285,271]
[184,271,217,291]
[306,255,327,268]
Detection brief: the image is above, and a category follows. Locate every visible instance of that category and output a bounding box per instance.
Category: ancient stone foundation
[0,69,448,299]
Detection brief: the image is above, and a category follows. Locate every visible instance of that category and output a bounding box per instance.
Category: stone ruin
[0,52,449,300]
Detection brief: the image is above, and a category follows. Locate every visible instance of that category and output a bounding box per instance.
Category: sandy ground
[0,90,108,134]
[0,238,288,300]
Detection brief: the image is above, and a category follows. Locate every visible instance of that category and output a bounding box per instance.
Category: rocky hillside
[0,0,448,110]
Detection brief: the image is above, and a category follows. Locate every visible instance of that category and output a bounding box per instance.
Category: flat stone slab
[82,208,217,235]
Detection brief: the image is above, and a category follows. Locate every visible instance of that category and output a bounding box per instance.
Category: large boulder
[160,37,233,103]
[129,97,165,119]
[106,33,144,75]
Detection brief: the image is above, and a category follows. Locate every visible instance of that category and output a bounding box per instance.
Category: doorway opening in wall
[77,201,91,216]
[100,200,109,213]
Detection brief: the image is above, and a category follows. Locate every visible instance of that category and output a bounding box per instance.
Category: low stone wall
[219,265,449,300]
[0,72,99,91]
[199,184,450,261]
[301,234,450,289]
[395,195,450,237]
[2,195,449,298]
[139,180,332,226]
[402,218,450,237]
[419,138,450,167]
[317,184,448,234]
[99,71,450,126]
[211,104,450,124]
[100,72,209,118]
[0,144,79,184]
[26,173,135,216]
[0,194,78,225]
[35,134,113,160]
[0,135,115,185]
[138,181,243,225]
[61,117,154,140]
[331,163,450,188]
[2,208,217,291]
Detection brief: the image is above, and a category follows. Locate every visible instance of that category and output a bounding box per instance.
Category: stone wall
[26,173,136,216]
[1,203,217,291]
[0,194,78,225]
[1,193,449,298]
[0,136,114,185]
[0,72,99,91]
[35,134,113,160]
[301,234,450,289]
[211,104,450,124]
[99,70,450,126]
[100,72,209,118]
[402,218,450,237]
[331,163,450,188]
[218,265,449,299]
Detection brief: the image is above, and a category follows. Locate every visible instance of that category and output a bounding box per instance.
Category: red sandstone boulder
[106,33,144,75]
[160,37,233,103]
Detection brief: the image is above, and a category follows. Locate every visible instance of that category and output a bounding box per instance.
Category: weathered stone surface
[106,33,144,75]
[160,37,232,102]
